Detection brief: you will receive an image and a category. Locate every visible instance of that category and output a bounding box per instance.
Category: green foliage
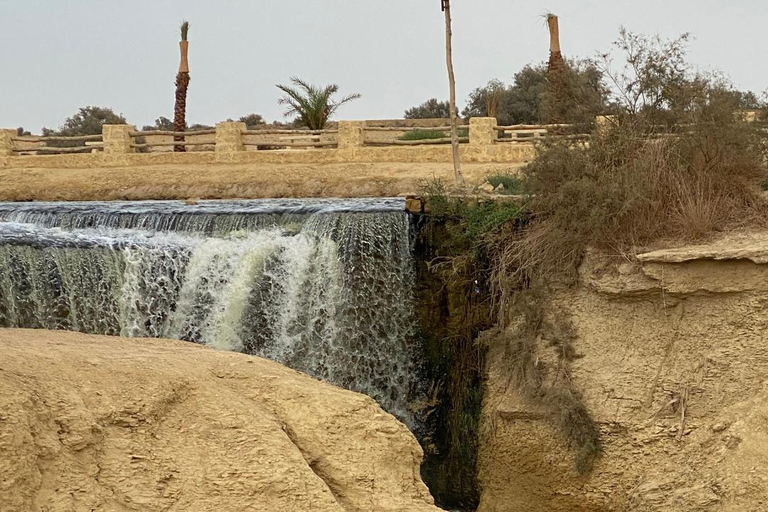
[399,129,447,141]
[42,106,126,137]
[503,29,768,285]
[414,219,493,510]
[276,77,361,129]
[415,180,529,509]
[405,98,451,119]
[462,61,610,127]
[16,127,30,136]
[398,128,468,141]
[237,113,265,128]
[141,116,174,131]
[485,174,524,194]
[424,180,526,244]
[141,117,215,132]
[421,178,601,476]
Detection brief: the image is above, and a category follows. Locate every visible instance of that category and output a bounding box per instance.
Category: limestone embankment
[0,162,520,202]
[479,232,768,511]
[0,329,440,512]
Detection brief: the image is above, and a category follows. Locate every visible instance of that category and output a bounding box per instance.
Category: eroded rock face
[0,329,440,512]
[479,236,768,512]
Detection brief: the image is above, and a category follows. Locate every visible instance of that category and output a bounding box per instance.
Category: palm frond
[276,78,360,129]
[180,21,190,41]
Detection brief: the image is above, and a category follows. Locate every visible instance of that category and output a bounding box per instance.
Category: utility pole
[442,0,465,186]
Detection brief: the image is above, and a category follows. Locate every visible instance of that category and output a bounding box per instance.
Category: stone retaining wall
[0,118,535,169]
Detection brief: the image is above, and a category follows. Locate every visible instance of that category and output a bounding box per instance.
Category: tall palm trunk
[547,14,564,72]
[174,22,190,152]
[443,0,464,187]
[546,14,566,124]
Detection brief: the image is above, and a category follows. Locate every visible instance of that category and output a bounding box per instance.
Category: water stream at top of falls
[0,198,421,424]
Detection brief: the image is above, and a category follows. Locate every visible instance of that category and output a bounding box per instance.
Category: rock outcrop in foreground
[0,329,439,512]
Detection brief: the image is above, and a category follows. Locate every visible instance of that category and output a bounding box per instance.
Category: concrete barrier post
[337,121,365,150]
[216,122,246,159]
[103,125,135,154]
[0,129,16,156]
[469,117,497,148]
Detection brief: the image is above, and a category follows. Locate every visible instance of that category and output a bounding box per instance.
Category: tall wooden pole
[442,0,465,186]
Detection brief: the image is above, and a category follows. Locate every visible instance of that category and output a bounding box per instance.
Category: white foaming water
[0,199,420,424]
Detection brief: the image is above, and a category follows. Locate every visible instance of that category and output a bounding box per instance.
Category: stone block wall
[0,118,538,169]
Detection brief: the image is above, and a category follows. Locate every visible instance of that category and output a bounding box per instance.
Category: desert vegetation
[405,99,452,119]
[276,77,361,130]
[421,28,768,494]
[42,106,127,137]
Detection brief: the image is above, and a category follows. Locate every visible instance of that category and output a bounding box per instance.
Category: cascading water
[0,198,421,423]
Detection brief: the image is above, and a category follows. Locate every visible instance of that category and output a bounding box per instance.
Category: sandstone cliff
[0,329,440,512]
[479,232,768,512]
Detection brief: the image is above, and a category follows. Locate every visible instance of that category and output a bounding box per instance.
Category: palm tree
[173,21,190,152]
[442,0,464,186]
[544,13,567,123]
[276,78,361,130]
[546,13,564,72]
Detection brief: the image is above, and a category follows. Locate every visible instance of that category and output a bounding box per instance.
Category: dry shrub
[506,91,767,282]
[493,30,768,283]
[481,33,768,474]
[493,288,601,473]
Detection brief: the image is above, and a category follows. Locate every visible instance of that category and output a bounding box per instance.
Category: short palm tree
[276,78,361,130]
[174,21,190,152]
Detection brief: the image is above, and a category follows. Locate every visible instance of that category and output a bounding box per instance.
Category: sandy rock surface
[0,162,520,202]
[479,242,768,511]
[0,329,440,512]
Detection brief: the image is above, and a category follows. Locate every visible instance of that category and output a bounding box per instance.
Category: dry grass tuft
[487,288,601,473]
[499,104,767,286]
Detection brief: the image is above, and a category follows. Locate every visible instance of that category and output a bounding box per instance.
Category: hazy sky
[1,0,767,131]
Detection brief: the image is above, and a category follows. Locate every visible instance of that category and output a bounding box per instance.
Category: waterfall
[0,199,420,424]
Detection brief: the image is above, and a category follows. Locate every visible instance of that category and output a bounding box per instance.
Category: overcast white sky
[1,0,767,131]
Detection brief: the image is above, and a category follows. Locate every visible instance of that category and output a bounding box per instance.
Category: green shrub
[485,174,524,194]
[423,180,526,244]
[502,31,768,282]
[399,128,468,141]
[399,129,447,141]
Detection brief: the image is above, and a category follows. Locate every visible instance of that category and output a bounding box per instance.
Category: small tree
[141,116,174,131]
[463,62,609,127]
[599,29,692,121]
[42,106,126,136]
[404,98,451,119]
[462,80,507,120]
[16,127,31,136]
[238,114,266,128]
[276,77,360,130]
